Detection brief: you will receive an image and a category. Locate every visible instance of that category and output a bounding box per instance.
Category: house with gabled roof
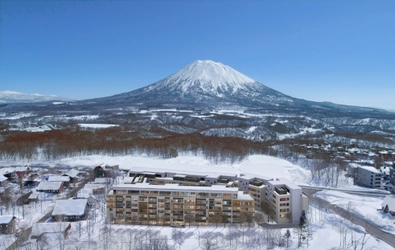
[36,181,64,193]
[0,215,17,234]
[52,199,88,221]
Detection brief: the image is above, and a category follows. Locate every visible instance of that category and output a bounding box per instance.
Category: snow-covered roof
[0,215,15,224]
[94,178,110,184]
[15,166,27,172]
[237,191,253,200]
[37,181,63,191]
[267,177,301,190]
[28,193,39,199]
[113,183,239,194]
[381,196,395,210]
[348,163,360,169]
[76,188,93,198]
[48,176,70,182]
[31,222,71,237]
[0,174,7,182]
[63,169,79,178]
[84,183,105,190]
[0,167,15,175]
[52,199,88,217]
[358,165,381,174]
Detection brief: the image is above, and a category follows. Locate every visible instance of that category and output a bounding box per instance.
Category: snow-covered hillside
[0,91,72,103]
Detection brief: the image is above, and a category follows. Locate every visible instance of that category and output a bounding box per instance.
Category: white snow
[148,60,258,94]
[55,154,310,186]
[315,190,395,234]
[78,123,119,128]
[0,91,71,103]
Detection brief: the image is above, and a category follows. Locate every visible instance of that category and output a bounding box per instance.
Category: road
[300,185,390,197]
[303,189,395,248]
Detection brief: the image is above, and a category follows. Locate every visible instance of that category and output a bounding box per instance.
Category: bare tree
[253,212,265,225]
[184,213,195,228]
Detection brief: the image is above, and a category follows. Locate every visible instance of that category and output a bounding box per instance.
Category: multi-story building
[266,178,308,224]
[107,183,254,226]
[238,175,308,224]
[356,165,382,188]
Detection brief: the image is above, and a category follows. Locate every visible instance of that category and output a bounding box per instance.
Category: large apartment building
[107,170,308,225]
[107,183,254,226]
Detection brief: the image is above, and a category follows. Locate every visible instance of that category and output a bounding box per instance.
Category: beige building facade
[107,183,254,226]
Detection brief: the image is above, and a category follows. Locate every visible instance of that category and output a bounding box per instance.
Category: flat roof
[112,183,239,193]
[237,191,253,200]
[358,165,381,174]
[267,178,301,190]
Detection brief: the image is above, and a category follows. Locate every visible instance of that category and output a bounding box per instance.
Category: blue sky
[1,0,394,109]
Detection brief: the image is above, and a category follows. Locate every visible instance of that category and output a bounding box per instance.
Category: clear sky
[1,0,394,109]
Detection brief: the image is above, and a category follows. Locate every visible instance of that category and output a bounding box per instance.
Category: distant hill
[0,91,72,104]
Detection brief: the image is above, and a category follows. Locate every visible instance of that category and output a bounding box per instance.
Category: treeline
[0,128,271,163]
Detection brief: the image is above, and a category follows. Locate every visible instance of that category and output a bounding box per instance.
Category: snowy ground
[19,200,393,250]
[54,154,311,186]
[2,154,394,249]
[315,190,395,234]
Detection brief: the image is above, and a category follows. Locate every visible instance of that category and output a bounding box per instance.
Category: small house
[93,165,105,178]
[27,193,40,204]
[52,199,88,221]
[62,169,80,184]
[0,215,17,234]
[48,176,70,188]
[36,181,64,193]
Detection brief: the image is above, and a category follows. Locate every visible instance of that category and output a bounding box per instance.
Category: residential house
[36,182,64,194]
[48,176,70,188]
[93,166,105,178]
[52,199,89,221]
[62,169,79,184]
[0,215,17,234]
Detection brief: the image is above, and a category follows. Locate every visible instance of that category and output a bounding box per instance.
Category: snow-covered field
[315,190,395,234]
[55,154,311,186]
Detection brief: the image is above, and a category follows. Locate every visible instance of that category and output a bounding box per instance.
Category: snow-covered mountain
[97,60,295,108]
[0,91,72,104]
